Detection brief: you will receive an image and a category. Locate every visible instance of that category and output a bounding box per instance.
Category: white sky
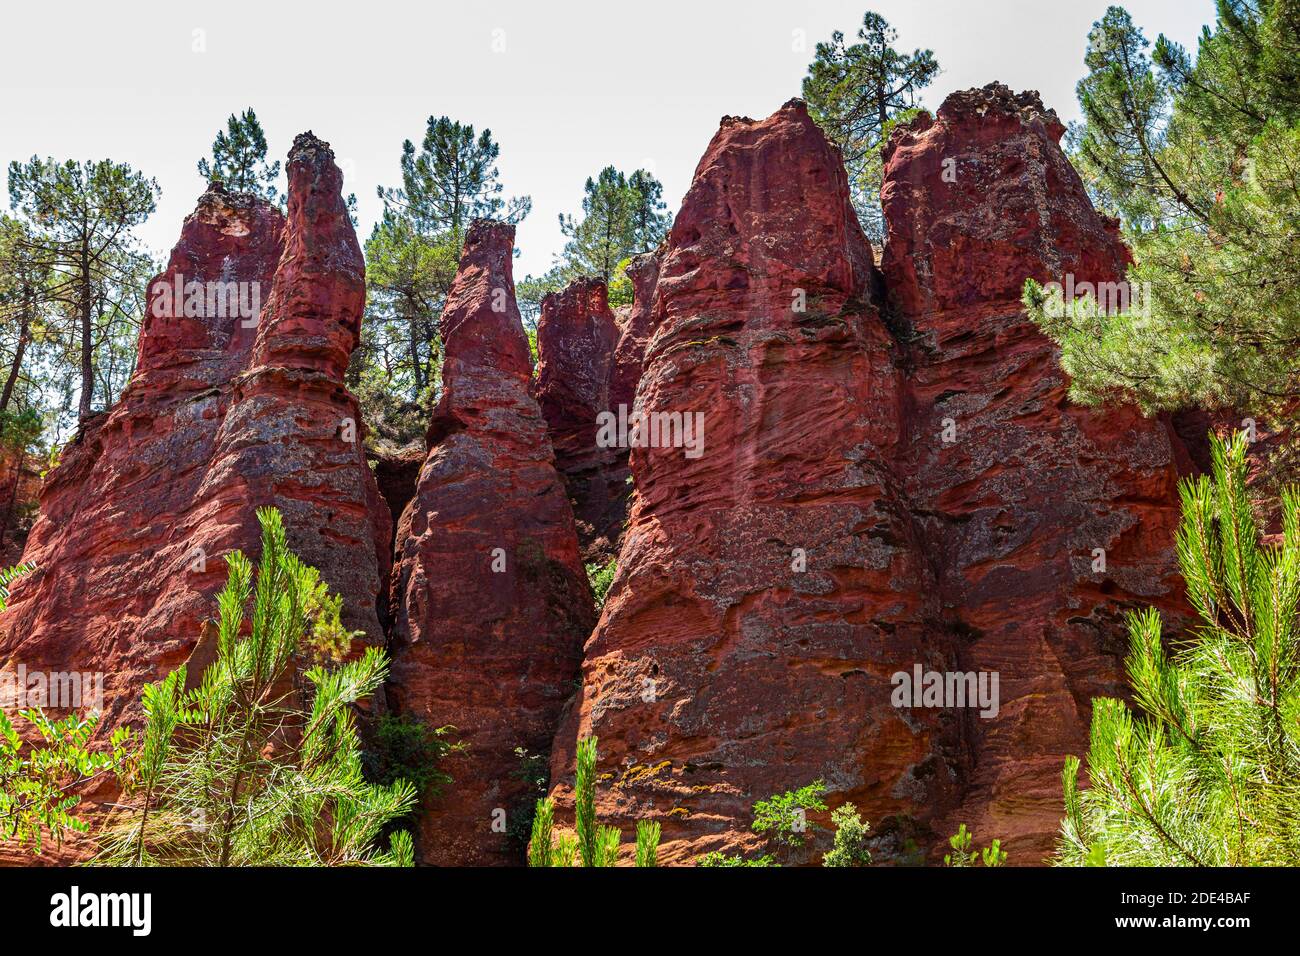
[0,0,1214,279]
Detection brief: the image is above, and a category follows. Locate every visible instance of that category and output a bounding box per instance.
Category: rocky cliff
[879,83,1191,859]
[546,87,1192,864]
[533,278,627,562]
[0,133,388,861]
[387,220,594,865]
[0,86,1207,868]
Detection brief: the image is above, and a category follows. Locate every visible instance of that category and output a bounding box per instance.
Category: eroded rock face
[608,249,664,413]
[534,278,627,562]
[549,90,1191,865]
[881,83,1132,318]
[388,220,594,866]
[548,99,956,864]
[882,85,1190,860]
[0,135,389,861]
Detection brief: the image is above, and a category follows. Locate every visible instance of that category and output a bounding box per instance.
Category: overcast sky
[1,0,1214,279]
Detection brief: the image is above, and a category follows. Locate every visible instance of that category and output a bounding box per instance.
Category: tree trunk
[0,309,31,415]
[407,295,425,392]
[78,242,94,421]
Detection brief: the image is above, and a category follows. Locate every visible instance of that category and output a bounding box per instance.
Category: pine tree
[801,11,939,242]
[197,108,282,203]
[378,116,530,244]
[942,823,1006,867]
[635,820,661,867]
[356,117,531,448]
[1026,1,1300,418]
[526,736,660,867]
[350,209,459,446]
[6,157,157,421]
[96,507,416,866]
[556,167,670,282]
[0,217,53,416]
[1058,433,1300,866]
[626,170,671,254]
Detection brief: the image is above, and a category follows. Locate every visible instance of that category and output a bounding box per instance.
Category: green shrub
[527,735,660,867]
[96,507,417,866]
[752,779,827,849]
[943,823,1007,867]
[696,851,776,867]
[364,714,462,804]
[822,804,872,867]
[586,558,617,609]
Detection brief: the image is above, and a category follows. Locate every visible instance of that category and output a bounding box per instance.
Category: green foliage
[7,155,158,422]
[752,779,827,849]
[635,819,661,868]
[692,779,831,866]
[1029,1,1300,417]
[353,117,530,448]
[0,216,57,428]
[0,709,130,855]
[1058,433,1300,866]
[586,557,617,609]
[606,257,635,308]
[379,116,531,242]
[528,796,555,867]
[513,745,549,796]
[696,851,777,867]
[552,833,578,867]
[556,166,670,282]
[574,735,600,866]
[0,561,33,611]
[515,270,564,332]
[595,822,622,866]
[822,803,872,866]
[96,507,416,866]
[526,735,659,867]
[196,108,282,203]
[363,714,461,801]
[943,823,1006,867]
[802,11,939,242]
[351,209,458,448]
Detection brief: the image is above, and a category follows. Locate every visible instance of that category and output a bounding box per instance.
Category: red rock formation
[368,445,426,544]
[550,89,1191,865]
[881,83,1132,317]
[534,278,627,561]
[0,449,42,567]
[0,134,389,860]
[882,84,1190,860]
[549,99,957,865]
[388,219,594,865]
[607,249,664,413]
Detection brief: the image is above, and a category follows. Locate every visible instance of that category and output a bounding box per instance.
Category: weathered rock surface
[387,219,594,866]
[549,89,1192,865]
[0,135,389,861]
[549,99,953,865]
[882,84,1190,860]
[0,449,42,567]
[607,249,664,413]
[369,445,426,545]
[534,278,628,562]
